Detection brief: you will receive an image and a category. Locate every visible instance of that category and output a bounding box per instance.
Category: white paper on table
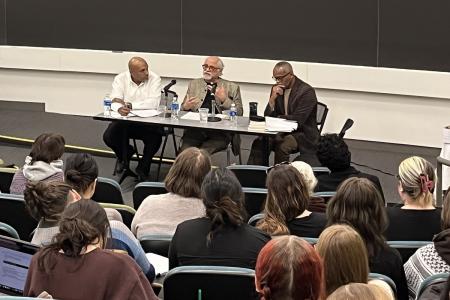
[130,109,160,118]
[265,116,298,132]
[146,253,169,276]
[181,112,200,120]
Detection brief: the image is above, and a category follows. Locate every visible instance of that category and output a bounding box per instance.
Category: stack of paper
[265,117,298,132]
[248,121,266,132]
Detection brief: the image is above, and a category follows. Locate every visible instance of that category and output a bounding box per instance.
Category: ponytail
[206,196,245,243]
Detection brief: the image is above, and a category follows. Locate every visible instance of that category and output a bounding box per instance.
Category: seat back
[164,266,258,300]
[317,102,329,134]
[0,222,20,239]
[139,234,172,257]
[0,194,38,241]
[387,240,432,263]
[0,167,18,193]
[312,167,330,177]
[99,203,136,229]
[133,182,167,209]
[242,188,267,220]
[416,272,449,300]
[368,273,397,297]
[227,165,268,189]
[313,191,336,204]
[247,213,265,226]
[92,177,124,205]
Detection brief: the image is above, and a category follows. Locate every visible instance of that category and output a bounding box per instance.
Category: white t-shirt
[110,70,161,111]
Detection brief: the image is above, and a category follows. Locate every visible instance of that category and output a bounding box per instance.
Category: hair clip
[419,174,434,193]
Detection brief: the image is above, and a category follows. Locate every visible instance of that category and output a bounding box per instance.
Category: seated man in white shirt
[103,57,163,181]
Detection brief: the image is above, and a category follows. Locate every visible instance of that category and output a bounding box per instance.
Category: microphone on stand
[163,79,177,96]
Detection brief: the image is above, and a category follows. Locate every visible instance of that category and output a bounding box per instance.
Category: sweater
[31,219,155,282]
[386,207,442,241]
[24,248,158,300]
[131,192,205,238]
[169,217,271,270]
[404,229,450,300]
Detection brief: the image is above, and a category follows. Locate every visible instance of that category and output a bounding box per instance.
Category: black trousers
[103,122,163,175]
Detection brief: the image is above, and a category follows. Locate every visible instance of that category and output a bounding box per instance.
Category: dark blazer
[264,76,319,155]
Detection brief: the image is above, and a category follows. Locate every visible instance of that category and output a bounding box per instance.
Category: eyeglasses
[272,72,291,82]
[266,161,291,174]
[202,64,221,71]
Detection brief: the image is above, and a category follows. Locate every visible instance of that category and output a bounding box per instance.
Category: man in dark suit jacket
[315,133,385,202]
[248,61,319,165]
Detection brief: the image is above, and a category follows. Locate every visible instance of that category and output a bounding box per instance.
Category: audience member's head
[327,177,388,257]
[327,283,393,300]
[257,164,310,235]
[64,153,99,199]
[255,236,325,300]
[165,147,211,198]
[24,181,76,222]
[316,224,369,296]
[317,134,350,172]
[201,168,245,243]
[397,156,436,208]
[38,200,110,272]
[28,133,65,164]
[291,161,318,195]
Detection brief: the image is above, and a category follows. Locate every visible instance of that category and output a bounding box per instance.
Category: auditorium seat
[0,221,20,239]
[0,167,18,193]
[242,187,267,219]
[164,266,258,300]
[227,165,268,189]
[132,182,167,209]
[139,234,172,257]
[387,240,432,263]
[369,272,397,298]
[313,191,336,204]
[0,194,38,241]
[91,177,124,205]
[99,203,136,229]
[415,273,449,300]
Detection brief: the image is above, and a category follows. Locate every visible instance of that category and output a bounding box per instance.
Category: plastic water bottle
[171,95,179,119]
[229,103,237,125]
[103,94,112,117]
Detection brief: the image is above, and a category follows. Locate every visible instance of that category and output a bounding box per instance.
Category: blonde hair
[327,283,393,300]
[291,161,318,195]
[316,224,369,296]
[398,156,436,207]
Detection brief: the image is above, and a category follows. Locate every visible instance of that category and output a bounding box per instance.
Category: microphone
[339,118,354,138]
[163,80,177,95]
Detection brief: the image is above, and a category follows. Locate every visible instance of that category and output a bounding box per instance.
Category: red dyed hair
[255,236,325,300]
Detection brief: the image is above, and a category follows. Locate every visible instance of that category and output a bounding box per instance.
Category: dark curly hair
[317,134,351,172]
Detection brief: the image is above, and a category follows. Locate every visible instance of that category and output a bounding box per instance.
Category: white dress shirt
[110,70,161,111]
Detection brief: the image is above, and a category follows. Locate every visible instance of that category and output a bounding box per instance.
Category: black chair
[0,167,18,193]
[0,221,20,239]
[0,194,38,241]
[242,187,267,219]
[416,272,449,300]
[368,273,397,298]
[313,191,336,204]
[312,166,330,177]
[132,182,167,209]
[99,203,136,229]
[227,165,269,189]
[139,234,172,257]
[91,177,124,205]
[317,101,329,134]
[387,240,432,263]
[164,266,258,300]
